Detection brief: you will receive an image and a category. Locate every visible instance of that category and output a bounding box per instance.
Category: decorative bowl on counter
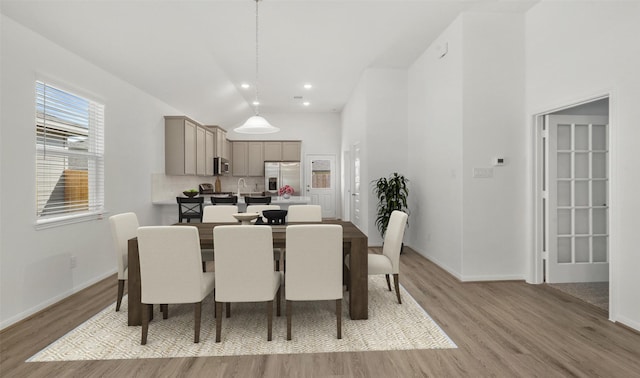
[233,212,260,225]
[262,210,287,225]
[183,190,199,198]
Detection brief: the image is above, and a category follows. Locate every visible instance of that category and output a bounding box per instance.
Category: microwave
[214,157,230,176]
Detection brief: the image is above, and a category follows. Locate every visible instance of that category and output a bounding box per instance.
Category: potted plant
[372,173,409,239]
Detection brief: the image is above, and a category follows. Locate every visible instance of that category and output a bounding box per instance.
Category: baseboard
[615,315,640,333]
[408,247,463,281]
[459,274,526,282]
[0,269,116,331]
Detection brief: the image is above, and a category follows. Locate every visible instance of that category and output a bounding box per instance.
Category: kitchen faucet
[237,177,247,198]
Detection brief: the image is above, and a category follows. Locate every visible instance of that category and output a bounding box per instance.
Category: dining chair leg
[276,287,281,317]
[267,300,273,341]
[194,302,202,343]
[215,301,222,343]
[226,302,231,318]
[393,273,402,304]
[336,299,342,339]
[116,279,125,311]
[161,304,168,319]
[141,303,151,345]
[385,274,392,291]
[286,300,292,341]
[202,261,206,272]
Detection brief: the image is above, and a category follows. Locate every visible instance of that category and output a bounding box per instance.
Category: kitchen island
[153,195,311,225]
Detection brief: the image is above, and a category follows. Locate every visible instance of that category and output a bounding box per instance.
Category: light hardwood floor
[2,248,639,377]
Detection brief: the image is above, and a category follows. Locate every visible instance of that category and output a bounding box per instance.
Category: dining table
[127,220,369,326]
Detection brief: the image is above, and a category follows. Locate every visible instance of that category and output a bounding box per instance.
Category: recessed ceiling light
[303,101,310,106]
[252,100,260,106]
[303,83,313,90]
[241,83,250,89]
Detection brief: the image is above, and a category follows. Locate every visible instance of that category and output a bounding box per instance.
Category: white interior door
[351,143,362,229]
[305,154,336,219]
[546,114,609,283]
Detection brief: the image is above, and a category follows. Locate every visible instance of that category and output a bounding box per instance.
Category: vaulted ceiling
[1,0,536,128]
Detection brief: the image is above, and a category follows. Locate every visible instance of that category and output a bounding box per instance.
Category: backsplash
[151,174,266,202]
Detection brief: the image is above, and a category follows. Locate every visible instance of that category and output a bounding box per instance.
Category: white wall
[407,17,464,278]
[460,12,526,280]
[406,12,526,281]
[341,68,408,245]
[526,1,640,331]
[0,16,181,328]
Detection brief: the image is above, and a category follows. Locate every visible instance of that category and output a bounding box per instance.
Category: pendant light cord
[254,0,260,116]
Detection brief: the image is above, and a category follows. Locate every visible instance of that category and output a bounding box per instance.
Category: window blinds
[35,81,105,220]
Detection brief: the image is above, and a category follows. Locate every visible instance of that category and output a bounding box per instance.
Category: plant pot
[283,193,291,199]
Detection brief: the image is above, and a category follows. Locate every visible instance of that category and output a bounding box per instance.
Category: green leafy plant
[372,172,409,238]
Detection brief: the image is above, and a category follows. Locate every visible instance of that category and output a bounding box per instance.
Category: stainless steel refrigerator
[264,162,301,195]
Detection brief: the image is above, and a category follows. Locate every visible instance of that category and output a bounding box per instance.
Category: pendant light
[234,0,279,134]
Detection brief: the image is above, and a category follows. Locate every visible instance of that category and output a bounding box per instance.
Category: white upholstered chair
[347,210,408,304]
[247,205,283,270]
[213,225,281,342]
[108,212,139,312]
[285,225,343,340]
[202,205,239,223]
[137,226,215,345]
[287,204,322,222]
[201,205,239,271]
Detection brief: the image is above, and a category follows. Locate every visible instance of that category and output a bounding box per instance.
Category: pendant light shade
[235,115,279,134]
[234,0,279,134]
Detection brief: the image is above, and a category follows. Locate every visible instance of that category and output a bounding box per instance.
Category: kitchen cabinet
[205,129,214,176]
[263,141,301,161]
[196,126,206,175]
[282,141,301,161]
[232,141,264,176]
[165,116,199,175]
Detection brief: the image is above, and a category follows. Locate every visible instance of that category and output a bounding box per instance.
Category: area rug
[28,276,456,361]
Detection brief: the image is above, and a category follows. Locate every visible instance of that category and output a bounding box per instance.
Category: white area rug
[28,276,456,361]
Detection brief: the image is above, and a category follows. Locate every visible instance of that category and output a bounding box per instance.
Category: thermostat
[493,157,505,166]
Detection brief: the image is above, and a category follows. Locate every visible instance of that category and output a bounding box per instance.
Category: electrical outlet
[472,167,493,178]
[70,255,77,269]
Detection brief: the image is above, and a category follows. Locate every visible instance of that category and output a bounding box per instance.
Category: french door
[545,115,609,283]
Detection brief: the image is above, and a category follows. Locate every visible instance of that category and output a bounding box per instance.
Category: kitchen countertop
[152,195,310,206]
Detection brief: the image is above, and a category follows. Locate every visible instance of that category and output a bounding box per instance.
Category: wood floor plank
[1,247,639,377]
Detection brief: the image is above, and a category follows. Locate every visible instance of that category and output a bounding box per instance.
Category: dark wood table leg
[348,237,368,320]
[128,238,142,326]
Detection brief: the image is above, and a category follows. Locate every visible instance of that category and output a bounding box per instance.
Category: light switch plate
[472,167,493,178]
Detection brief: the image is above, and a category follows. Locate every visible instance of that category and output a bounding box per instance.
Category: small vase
[283,193,291,199]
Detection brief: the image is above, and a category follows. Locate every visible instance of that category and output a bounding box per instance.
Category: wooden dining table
[127,220,368,326]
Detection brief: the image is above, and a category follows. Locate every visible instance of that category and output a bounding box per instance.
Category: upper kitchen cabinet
[263,141,301,161]
[232,141,264,176]
[204,129,215,176]
[165,116,200,175]
[282,141,301,161]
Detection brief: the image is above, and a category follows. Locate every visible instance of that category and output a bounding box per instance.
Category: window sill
[34,211,110,230]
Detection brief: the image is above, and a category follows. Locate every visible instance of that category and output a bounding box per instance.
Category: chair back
[211,195,238,205]
[137,226,205,304]
[244,196,272,205]
[203,205,239,222]
[382,210,409,273]
[287,205,322,222]
[176,197,204,223]
[213,225,275,302]
[285,225,343,301]
[109,212,139,279]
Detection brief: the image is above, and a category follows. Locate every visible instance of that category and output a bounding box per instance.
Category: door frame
[530,92,618,319]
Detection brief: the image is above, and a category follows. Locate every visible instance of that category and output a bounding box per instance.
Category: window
[35,81,104,226]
